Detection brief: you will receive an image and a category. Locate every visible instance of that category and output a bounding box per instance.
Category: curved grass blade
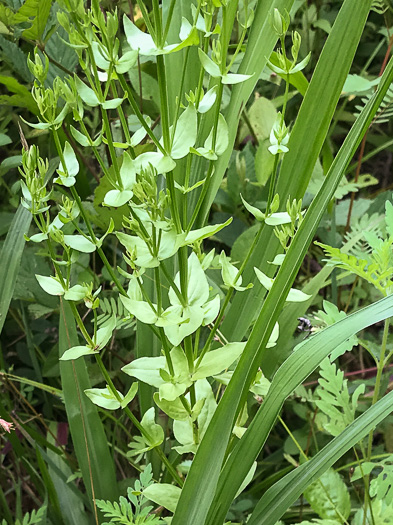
[205,293,393,524]
[247,387,393,525]
[172,54,393,525]
[59,300,118,514]
[0,205,32,334]
[221,0,373,343]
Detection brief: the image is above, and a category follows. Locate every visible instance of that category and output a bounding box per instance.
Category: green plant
[2,0,393,524]
[1,507,46,525]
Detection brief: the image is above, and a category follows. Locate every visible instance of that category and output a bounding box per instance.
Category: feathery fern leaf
[97,296,135,330]
[352,454,393,506]
[315,243,390,294]
[315,358,365,437]
[317,201,393,295]
[343,213,384,261]
[313,301,358,360]
[96,465,163,524]
[355,83,393,124]
[1,506,47,525]
[371,0,390,14]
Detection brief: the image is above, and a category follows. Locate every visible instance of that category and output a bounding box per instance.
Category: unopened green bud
[212,39,221,65]
[236,152,246,184]
[57,11,71,32]
[185,90,197,105]
[50,227,65,245]
[291,31,301,62]
[27,49,49,84]
[272,8,290,37]
[24,145,39,172]
[270,194,280,214]
[106,12,119,41]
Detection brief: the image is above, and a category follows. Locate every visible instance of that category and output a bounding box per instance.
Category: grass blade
[59,300,118,517]
[47,423,90,525]
[221,0,373,343]
[247,387,393,525]
[0,205,32,334]
[205,293,393,524]
[172,52,393,525]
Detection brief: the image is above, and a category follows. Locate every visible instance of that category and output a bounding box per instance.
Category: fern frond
[371,0,389,14]
[343,213,383,261]
[313,301,358,360]
[307,172,377,200]
[315,242,390,294]
[96,498,135,524]
[355,82,393,124]
[14,507,47,525]
[96,465,161,524]
[97,295,135,330]
[315,358,365,437]
[333,174,378,200]
[352,455,393,506]
[370,459,393,505]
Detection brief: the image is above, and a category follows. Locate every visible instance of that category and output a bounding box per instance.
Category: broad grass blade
[0,205,31,334]
[47,422,90,525]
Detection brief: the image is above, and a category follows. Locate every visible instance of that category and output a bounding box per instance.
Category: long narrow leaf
[221,0,373,343]
[172,52,393,525]
[248,387,393,525]
[205,293,393,524]
[47,423,90,525]
[0,205,32,334]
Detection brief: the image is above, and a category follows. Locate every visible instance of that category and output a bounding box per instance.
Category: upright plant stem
[95,354,183,486]
[197,223,264,365]
[363,317,391,524]
[366,317,390,462]
[52,130,127,297]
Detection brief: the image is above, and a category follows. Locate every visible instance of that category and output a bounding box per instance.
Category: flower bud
[27,49,49,84]
[291,31,301,62]
[273,8,290,37]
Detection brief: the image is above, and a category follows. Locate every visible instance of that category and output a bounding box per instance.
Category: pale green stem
[196,223,264,366]
[117,74,166,154]
[366,317,390,460]
[265,154,280,217]
[135,0,156,38]
[160,262,186,307]
[162,0,177,43]
[279,416,350,525]
[363,317,390,524]
[54,126,127,296]
[95,354,183,486]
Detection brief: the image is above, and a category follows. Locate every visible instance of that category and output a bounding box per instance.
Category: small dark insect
[297,317,313,332]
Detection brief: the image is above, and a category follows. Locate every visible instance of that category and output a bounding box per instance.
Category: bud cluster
[19,146,51,216]
[274,198,304,249]
[269,10,310,76]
